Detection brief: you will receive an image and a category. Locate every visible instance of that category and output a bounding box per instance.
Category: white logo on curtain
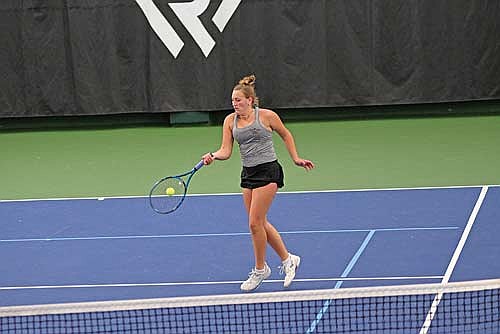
[135,0,242,58]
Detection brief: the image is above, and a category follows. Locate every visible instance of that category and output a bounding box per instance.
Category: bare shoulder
[259,108,284,130]
[259,108,280,122]
[223,112,236,129]
[258,108,276,116]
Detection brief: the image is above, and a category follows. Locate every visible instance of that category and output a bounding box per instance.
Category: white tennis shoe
[240,263,271,292]
[280,254,301,288]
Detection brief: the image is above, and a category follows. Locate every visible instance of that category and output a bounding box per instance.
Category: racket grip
[194,159,205,170]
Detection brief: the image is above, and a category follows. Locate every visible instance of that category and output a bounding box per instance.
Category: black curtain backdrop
[1,0,499,117]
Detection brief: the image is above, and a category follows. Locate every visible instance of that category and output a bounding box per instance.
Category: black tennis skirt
[240,160,284,189]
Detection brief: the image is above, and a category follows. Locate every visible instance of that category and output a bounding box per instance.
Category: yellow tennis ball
[166,187,175,196]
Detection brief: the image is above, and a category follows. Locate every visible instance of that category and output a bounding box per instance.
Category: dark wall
[1,0,499,117]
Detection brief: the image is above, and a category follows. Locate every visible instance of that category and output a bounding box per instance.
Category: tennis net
[1,278,499,333]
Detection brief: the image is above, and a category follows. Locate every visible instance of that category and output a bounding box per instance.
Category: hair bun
[239,74,256,87]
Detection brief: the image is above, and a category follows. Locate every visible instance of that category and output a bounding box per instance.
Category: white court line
[0,226,459,243]
[0,275,443,291]
[0,184,498,202]
[419,186,489,334]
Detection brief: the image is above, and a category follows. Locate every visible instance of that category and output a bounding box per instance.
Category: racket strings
[150,177,186,213]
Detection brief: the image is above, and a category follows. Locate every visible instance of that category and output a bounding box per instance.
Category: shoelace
[278,264,292,275]
[278,265,284,276]
[278,262,292,276]
[247,269,258,278]
[248,268,266,278]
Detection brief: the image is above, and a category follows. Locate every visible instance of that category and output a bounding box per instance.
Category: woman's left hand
[295,159,315,171]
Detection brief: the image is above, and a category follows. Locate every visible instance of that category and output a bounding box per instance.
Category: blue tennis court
[1,185,499,310]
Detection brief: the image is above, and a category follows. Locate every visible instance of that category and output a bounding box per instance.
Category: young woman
[202,75,314,292]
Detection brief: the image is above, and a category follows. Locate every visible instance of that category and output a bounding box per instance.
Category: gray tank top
[232,107,277,167]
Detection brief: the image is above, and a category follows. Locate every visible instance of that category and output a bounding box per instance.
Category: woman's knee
[248,216,265,234]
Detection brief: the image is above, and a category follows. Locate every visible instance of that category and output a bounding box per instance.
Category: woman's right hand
[202,152,215,165]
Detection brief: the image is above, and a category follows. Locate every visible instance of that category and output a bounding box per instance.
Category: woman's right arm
[203,114,234,164]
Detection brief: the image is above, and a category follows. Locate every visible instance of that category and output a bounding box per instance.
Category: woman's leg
[264,220,289,261]
[242,183,288,269]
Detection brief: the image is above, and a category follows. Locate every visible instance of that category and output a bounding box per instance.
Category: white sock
[282,254,292,266]
[255,267,266,274]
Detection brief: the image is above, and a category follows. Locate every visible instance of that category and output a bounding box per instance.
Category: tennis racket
[149,159,205,214]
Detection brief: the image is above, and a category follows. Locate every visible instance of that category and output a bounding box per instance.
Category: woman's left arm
[266,110,315,171]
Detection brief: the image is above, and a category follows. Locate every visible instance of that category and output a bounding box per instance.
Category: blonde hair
[233,74,259,107]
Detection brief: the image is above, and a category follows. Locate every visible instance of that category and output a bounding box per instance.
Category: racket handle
[194,159,205,170]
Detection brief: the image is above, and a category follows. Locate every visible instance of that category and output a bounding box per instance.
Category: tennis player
[202,74,314,292]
